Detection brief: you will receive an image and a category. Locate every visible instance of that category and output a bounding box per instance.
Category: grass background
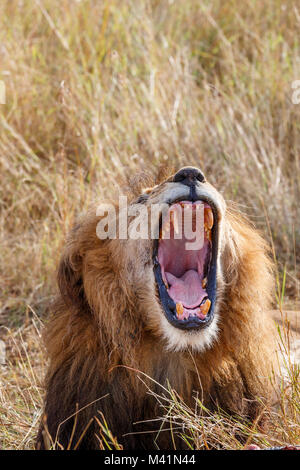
[0,0,299,449]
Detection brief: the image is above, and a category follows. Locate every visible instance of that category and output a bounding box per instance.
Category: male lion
[37,166,276,450]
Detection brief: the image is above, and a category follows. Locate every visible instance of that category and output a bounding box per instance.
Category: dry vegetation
[0,0,299,449]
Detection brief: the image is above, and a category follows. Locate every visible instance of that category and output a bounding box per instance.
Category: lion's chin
[153,198,219,333]
[159,309,220,352]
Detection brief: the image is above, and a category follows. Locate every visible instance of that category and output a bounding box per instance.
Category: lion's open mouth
[153,199,218,331]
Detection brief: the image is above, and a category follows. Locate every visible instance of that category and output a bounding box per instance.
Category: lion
[36,166,277,450]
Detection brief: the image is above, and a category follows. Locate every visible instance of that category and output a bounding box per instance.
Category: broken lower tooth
[176,302,184,318]
[199,298,211,316]
[204,207,214,230]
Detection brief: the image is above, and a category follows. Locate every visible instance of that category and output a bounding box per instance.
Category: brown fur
[36,172,276,450]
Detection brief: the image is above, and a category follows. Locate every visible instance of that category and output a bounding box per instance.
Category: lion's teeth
[176,302,184,318]
[204,207,214,230]
[204,227,212,242]
[171,209,180,234]
[202,277,207,288]
[161,223,170,239]
[199,298,211,316]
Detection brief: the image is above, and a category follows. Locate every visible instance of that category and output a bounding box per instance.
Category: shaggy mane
[37,181,276,450]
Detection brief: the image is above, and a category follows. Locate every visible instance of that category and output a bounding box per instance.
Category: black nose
[173,167,205,186]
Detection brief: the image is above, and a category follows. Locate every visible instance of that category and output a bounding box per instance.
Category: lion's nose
[173,167,205,186]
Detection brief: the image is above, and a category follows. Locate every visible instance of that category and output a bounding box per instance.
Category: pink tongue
[165,270,207,309]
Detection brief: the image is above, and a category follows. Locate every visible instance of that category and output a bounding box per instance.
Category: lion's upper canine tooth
[202,277,207,288]
[199,298,211,316]
[204,207,214,230]
[204,226,212,242]
[161,222,170,239]
[171,209,180,234]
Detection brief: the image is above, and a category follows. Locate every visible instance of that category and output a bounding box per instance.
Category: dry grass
[143,316,300,450]
[0,0,299,450]
[0,312,299,450]
[0,311,45,449]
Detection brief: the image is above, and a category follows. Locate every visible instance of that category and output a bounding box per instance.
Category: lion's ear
[57,247,85,309]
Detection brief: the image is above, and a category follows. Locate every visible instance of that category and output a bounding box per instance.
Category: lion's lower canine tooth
[204,207,214,230]
[200,298,211,316]
[176,302,184,317]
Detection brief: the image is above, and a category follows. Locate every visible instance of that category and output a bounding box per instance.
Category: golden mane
[37,173,276,450]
